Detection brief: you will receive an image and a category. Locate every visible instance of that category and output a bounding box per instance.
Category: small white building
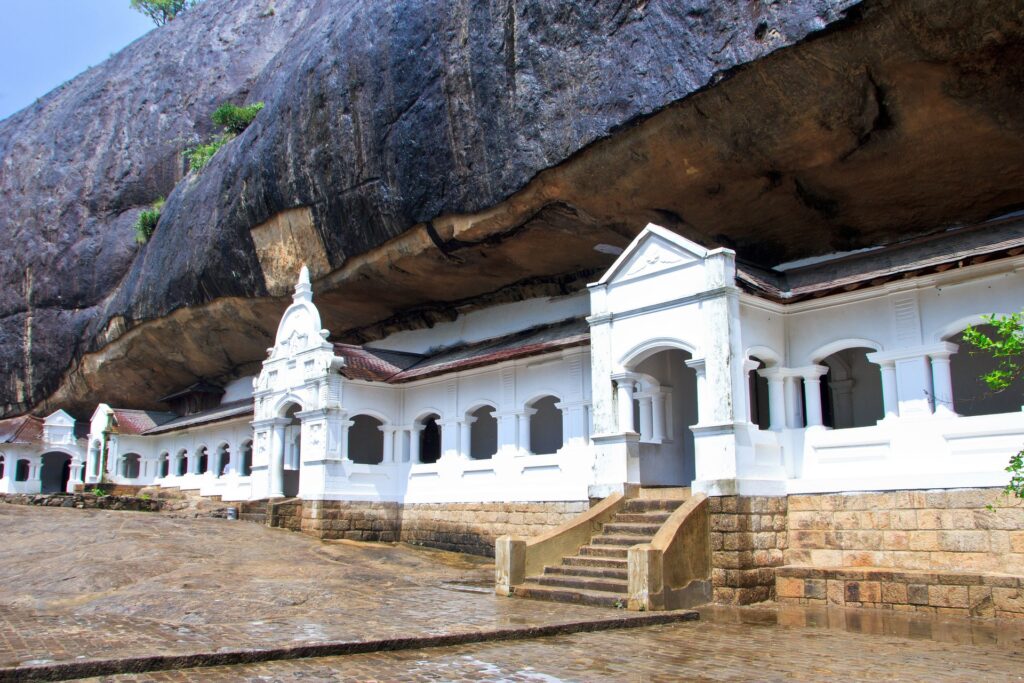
[0,410,86,494]
[60,219,1022,509]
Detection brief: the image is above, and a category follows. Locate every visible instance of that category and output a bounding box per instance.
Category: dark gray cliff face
[2,0,1024,417]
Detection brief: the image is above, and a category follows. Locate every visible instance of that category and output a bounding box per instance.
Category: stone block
[776,577,805,599]
[787,495,819,511]
[890,551,931,570]
[928,584,969,608]
[889,510,919,530]
[881,582,908,604]
[915,509,942,530]
[827,579,845,605]
[804,578,827,600]
[907,583,930,605]
[842,550,891,567]
[808,549,844,566]
[789,530,825,549]
[908,531,939,552]
[993,587,1024,613]
[882,531,909,550]
[937,530,989,553]
[845,580,881,604]
[969,585,995,618]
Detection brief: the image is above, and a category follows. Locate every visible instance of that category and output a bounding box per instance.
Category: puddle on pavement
[437,579,494,594]
[699,604,1024,649]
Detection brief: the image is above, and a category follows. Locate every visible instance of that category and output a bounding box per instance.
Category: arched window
[818,347,883,429]
[176,450,188,476]
[528,396,563,455]
[0,456,5,479]
[417,414,441,464]
[216,444,231,477]
[240,441,253,476]
[198,447,209,474]
[159,453,170,478]
[349,415,384,464]
[748,357,770,430]
[122,453,141,479]
[15,459,30,482]
[947,325,1024,417]
[469,406,497,460]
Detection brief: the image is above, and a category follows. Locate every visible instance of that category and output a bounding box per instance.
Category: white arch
[38,447,77,459]
[274,394,307,417]
[932,313,1016,343]
[807,338,882,364]
[348,409,391,425]
[464,400,498,417]
[524,391,563,408]
[746,345,783,367]
[620,337,698,369]
[412,408,444,424]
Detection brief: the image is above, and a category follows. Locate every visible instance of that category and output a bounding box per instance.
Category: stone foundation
[287,500,589,556]
[776,566,1024,619]
[710,488,1024,609]
[709,495,789,604]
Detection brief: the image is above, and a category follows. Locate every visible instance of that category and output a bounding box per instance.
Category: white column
[638,396,653,441]
[614,377,637,433]
[878,361,899,420]
[340,419,353,462]
[518,410,534,455]
[930,349,957,417]
[651,392,666,443]
[685,359,709,425]
[801,366,829,428]
[440,419,460,461]
[497,412,519,458]
[269,421,286,498]
[760,370,787,431]
[460,419,473,460]
[409,426,423,463]
[783,375,804,428]
[381,426,395,463]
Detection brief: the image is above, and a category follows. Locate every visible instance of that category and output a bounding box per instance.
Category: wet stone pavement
[0,504,684,678]
[3,504,1024,681]
[85,605,1024,682]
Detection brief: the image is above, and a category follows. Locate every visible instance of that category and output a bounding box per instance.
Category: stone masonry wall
[785,489,1024,574]
[709,495,789,604]
[1,492,162,512]
[291,500,588,557]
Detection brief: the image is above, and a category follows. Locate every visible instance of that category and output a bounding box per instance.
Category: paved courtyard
[2,504,1024,682]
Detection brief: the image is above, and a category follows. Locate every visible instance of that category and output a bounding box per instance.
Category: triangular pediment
[44,409,76,427]
[598,224,710,286]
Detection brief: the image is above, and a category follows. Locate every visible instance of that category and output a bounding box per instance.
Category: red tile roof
[110,409,176,435]
[0,415,44,444]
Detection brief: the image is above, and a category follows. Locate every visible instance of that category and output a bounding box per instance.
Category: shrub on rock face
[185,134,232,173]
[133,197,165,244]
[212,102,265,135]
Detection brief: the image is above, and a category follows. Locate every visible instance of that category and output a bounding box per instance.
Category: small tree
[963,313,1024,502]
[133,197,165,244]
[130,0,202,27]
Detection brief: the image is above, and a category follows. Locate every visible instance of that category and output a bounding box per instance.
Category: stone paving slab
[0,505,695,681]
[81,605,1024,682]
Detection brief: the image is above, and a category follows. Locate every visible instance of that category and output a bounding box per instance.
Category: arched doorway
[625,347,698,485]
[349,414,384,464]
[40,452,72,493]
[528,396,563,455]
[121,453,141,479]
[417,414,441,464]
[818,347,883,428]
[281,403,302,497]
[240,440,253,476]
[947,325,1024,416]
[468,406,497,460]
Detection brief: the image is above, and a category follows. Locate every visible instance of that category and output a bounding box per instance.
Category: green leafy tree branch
[964,313,1024,503]
[130,0,202,27]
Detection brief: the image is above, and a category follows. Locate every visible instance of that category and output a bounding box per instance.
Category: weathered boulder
[2,0,1023,417]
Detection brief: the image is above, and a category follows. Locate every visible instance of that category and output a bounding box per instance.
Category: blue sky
[0,1,154,120]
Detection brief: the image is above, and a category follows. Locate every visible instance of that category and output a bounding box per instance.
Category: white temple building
[3,221,1023,505]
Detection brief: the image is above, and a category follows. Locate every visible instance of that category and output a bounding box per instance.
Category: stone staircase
[512,491,688,608]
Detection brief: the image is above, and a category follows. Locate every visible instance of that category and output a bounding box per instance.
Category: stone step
[590,534,648,547]
[535,573,628,593]
[612,512,672,524]
[512,582,626,609]
[561,555,628,570]
[579,544,628,559]
[623,499,683,513]
[602,522,662,536]
[636,486,691,501]
[543,564,628,581]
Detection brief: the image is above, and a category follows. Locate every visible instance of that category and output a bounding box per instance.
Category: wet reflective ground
[87,604,1024,682]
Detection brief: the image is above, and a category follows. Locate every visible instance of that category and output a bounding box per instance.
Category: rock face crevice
[4,0,1024,417]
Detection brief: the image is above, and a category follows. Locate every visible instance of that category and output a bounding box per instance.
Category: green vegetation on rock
[130,0,202,26]
[133,197,165,244]
[212,102,265,135]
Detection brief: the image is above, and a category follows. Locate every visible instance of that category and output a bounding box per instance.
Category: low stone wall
[776,566,1024,619]
[709,496,789,604]
[0,492,162,512]
[711,488,1024,609]
[290,500,588,556]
